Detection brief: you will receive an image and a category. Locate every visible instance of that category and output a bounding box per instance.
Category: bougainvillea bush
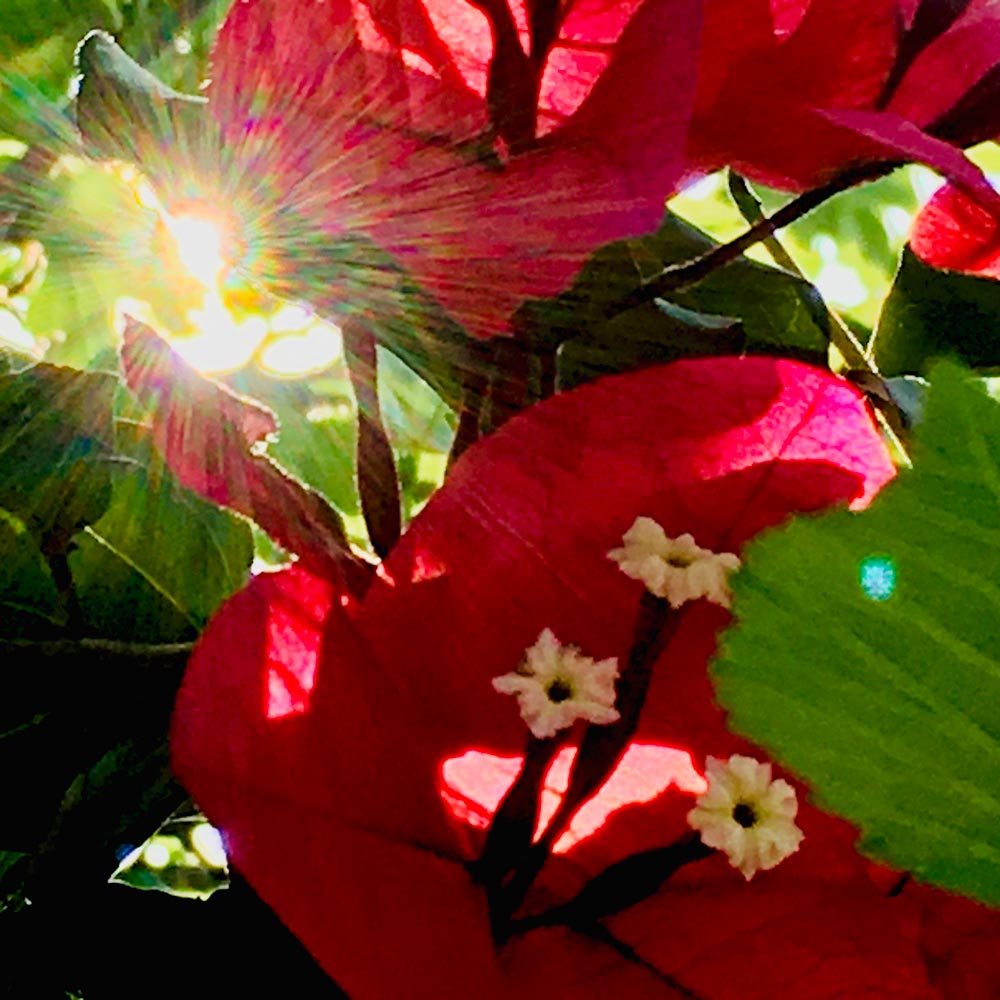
[2,1,1000,997]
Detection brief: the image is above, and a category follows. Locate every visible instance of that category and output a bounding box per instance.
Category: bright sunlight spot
[141,841,171,870]
[190,823,228,869]
[258,321,344,377]
[163,211,229,289]
[111,165,350,378]
[811,234,868,308]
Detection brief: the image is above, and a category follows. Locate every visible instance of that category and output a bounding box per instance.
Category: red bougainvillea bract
[160,0,1000,344]
[690,0,1000,200]
[136,349,1000,998]
[161,0,703,339]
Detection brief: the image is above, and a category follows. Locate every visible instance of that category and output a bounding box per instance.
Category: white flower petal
[493,630,621,740]
[609,517,741,608]
[687,754,804,880]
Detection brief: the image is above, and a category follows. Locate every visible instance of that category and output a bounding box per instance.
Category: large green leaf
[70,422,252,641]
[712,361,1000,906]
[872,248,1000,376]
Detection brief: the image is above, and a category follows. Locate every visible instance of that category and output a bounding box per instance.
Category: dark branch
[612,162,897,316]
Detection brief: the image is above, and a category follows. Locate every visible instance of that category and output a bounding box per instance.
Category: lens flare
[860,555,897,601]
[115,169,346,377]
[162,210,230,289]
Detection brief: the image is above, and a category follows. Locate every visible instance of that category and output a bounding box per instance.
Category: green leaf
[872,248,1000,375]
[557,300,743,392]
[228,371,361,517]
[378,348,455,455]
[70,422,252,641]
[712,361,1000,906]
[524,211,832,391]
[0,509,61,635]
[0,363,116,541]
[74,29,207,165]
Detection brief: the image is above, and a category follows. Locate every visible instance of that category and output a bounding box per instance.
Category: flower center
[545,678,574,703]
[732,801,758,828]
[666,552,695,567]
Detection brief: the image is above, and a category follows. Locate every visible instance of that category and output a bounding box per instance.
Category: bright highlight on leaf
[257,321,344,377]
[190,822,228,869]
[713,361,1000,907]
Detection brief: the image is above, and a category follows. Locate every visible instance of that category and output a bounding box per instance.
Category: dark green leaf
[0,509,60,635]
[70,421,252,642]
[520,211,831,391]
[713,361,1000,906]
[872,248,1000,375]
[0,363,115,541]
[557,301,743,392]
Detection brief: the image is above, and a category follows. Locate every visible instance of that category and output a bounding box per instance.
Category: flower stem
[511,833,713,934]
[343,318,402,559]
[611,162,897,314]
[726,170,871,373]
[485,594,678,928]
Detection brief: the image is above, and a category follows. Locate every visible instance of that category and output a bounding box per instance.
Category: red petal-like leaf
[204,0,703,338]
[910,183,1000,278]
[689,0,1000,194]
[888,0,1000,133]
[166,357,998,998]
[119,316,371,593]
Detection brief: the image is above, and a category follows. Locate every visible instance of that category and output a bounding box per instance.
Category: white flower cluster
[492,629,620,740]
[687,755,804,880]
[608,516,741,609]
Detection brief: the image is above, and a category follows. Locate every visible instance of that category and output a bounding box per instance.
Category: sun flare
[163,211,230,289]
[113,166,344,377]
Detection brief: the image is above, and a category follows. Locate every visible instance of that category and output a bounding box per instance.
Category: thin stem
[0,638,192,697]
[511,833,713,934]
[447,366,489,471]
[722,170,912,465]
[343,318,402,559]
[612,162,897,315]
[0,638,194,658]
[725,170,871,371]
[486,594,677,924]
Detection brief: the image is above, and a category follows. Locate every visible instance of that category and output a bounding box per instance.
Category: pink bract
[689,0,1000,202]
[169,356,999,997]
[910,182,1000,278]
[190,0,704,339]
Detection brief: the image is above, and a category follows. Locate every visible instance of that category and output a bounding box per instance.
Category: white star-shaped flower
[608,516,741,609]
[687,755,804,880]
[492,629,620,740]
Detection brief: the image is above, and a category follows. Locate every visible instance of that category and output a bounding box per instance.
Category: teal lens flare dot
[859,555,896,601]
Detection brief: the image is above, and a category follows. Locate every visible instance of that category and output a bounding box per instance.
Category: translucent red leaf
[205,0,703,338]
[119,317,370,592]
[910,183,1000,278]
[689,0,1000,195]
[164,357,998,997]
